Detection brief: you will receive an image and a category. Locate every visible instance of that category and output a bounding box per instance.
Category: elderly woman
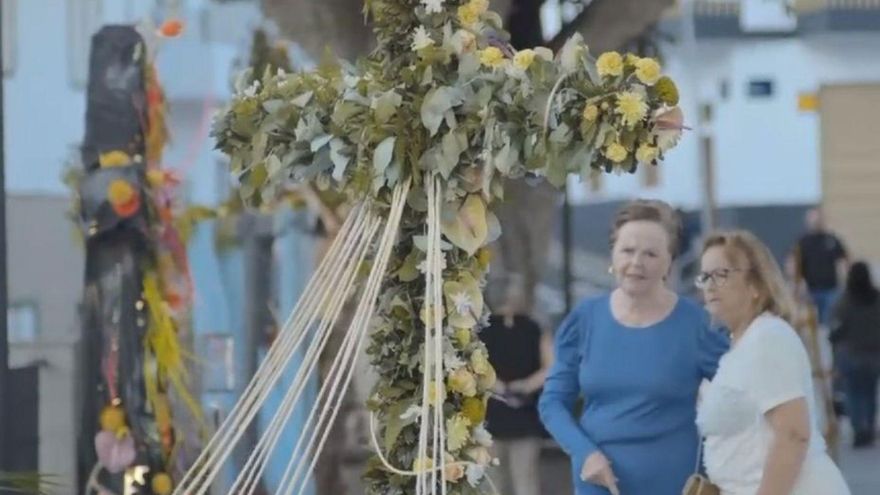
[539,200,729,495]
[696,230,850,494]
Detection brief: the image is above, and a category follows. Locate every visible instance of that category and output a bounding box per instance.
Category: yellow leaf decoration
[441,195,488,256]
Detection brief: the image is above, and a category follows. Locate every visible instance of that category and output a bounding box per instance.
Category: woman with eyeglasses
[696,231,850,495]
[539,200,729,495]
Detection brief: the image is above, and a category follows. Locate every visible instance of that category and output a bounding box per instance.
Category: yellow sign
[799,92,819,112]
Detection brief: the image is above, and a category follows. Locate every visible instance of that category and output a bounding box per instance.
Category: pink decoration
[94,431,136,474]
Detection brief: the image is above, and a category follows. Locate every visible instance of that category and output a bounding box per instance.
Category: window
[748,79,775,98]
[2,0,16,77]
[67,0,103,88]
[8,301,39,343]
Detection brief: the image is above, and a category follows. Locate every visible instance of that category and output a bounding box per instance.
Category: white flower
[472,424,493,447]
[417,252,446,274]
[411,26,435,51]
[400,405,422,422]
[466,463,486,486]
[421,0,445,14]
[444,341,467,371]
[243,80,260,97]
[450,291,473,315]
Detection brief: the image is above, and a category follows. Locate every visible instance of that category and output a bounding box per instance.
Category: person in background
[795,207,849,325]
[830,261,880,448]
[539,200,728,495]
[483,278,552,495]
[696,230,850,495]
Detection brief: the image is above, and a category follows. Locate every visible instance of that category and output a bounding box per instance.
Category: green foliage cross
[213,1,682,493]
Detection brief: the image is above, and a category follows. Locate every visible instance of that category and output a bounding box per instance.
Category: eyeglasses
[694,268,744,289]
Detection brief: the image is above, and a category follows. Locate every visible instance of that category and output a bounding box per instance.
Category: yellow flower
[147,169,166,187]
[636,144,659,164]
[413,457,434,473]
[596,51,624,77]
[444,454,466,482]
[99,405,127,433]
[615,91,648,128]
[655,76,680,106]
[455,327,472,347]
[458,4,480,26]
[625,53,640,66]
[447,414,472,451]
[449,367,477,397]
[476,247,492,269]
[470,0,490,14]
[462,397,487,424]
[477,364,496,390]
[605,142,628,163]
[428,380,447,406]
[151,473,173,495]
[479,47,506,68]
[582,104,599,122]
[635,57,662,86]
[99,150,131,168]
[513,49,536,71]
[470,349,491,375]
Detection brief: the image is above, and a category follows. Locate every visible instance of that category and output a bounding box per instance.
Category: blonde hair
[702,230,796,324]
[610,200,682,258]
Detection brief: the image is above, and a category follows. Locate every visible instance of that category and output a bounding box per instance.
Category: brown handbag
[682,474,720,495]
[682,438,720,495]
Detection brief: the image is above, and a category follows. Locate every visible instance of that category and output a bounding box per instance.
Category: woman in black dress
[482,280,553,495]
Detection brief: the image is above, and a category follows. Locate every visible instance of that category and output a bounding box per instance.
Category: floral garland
[212,1,682,493]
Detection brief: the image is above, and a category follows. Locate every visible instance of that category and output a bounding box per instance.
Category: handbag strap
[694,435,704,475]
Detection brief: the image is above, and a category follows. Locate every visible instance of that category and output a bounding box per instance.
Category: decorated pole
[71,24,198,495]
[180,1,684,494]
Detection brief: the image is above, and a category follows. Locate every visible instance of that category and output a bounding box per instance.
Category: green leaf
[310,134,333,153]
[248,162,268,189]
[493,134,516,175]
[373,136,396,174]
[262,99,284,113]
[291,91,314,108]
[332,101,362,127]
[329,138,350,181]
[383,401,417,454]
[396,248,422,282]
[421,86,463,137]
[439,131,466,180]
[266,154,283,177]
[371,90,403,124]
[549,122,572,145]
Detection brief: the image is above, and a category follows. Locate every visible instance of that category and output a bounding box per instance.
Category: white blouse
[696,313,848,495]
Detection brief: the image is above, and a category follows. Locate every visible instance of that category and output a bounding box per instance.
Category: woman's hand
[581,451,620,495]
[491,381,507,396]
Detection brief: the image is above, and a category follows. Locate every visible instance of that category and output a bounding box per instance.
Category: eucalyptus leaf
[291,91,314,108]
[262,99,285,113]
[373,137,397,174]
[383,401,417,454]
[330,139,350,181]
[420,86,463,136]
[372,90,403,124]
